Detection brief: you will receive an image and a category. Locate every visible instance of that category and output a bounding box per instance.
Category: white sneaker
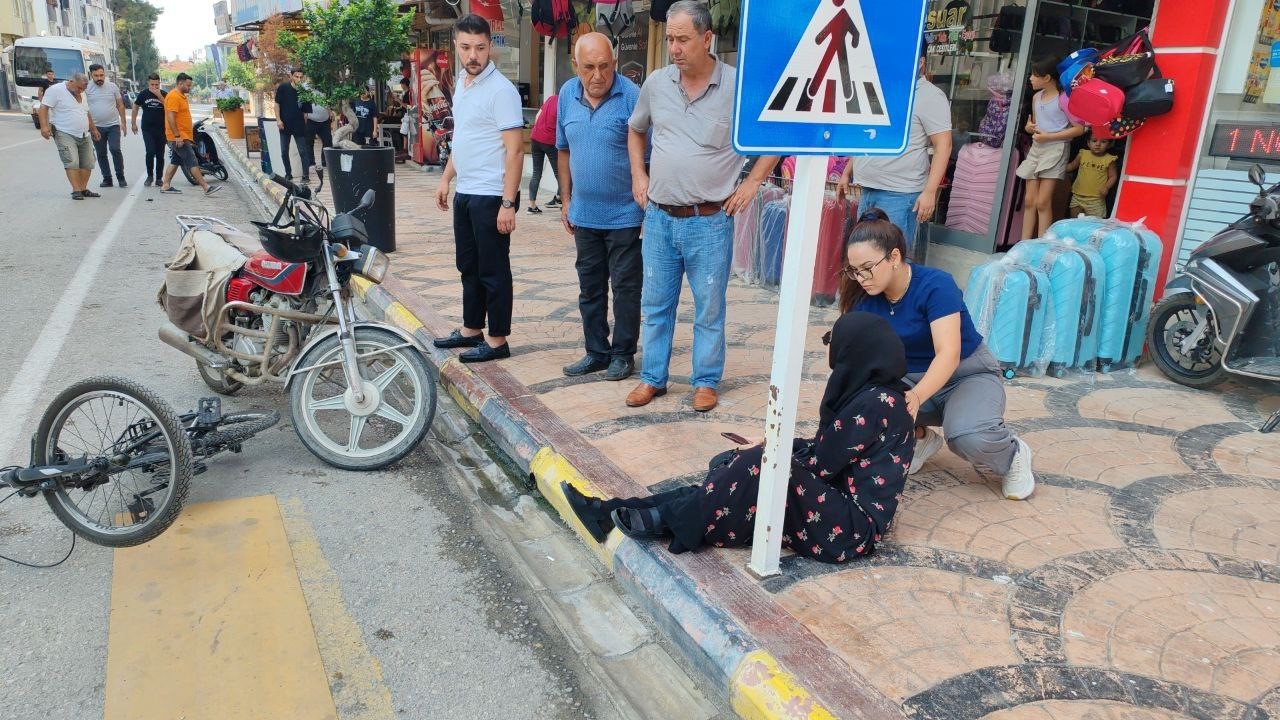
[1002,437,1036,500]
[908,427,944,476]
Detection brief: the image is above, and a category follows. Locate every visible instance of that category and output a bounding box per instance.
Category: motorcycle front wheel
[288,326,436,471]
[1147,295,1228,389]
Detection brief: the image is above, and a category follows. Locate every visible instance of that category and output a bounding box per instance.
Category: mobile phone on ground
[721,431,750,445]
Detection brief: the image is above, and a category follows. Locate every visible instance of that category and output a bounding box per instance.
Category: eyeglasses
[842,251,893,282]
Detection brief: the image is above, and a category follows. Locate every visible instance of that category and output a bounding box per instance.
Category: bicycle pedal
[196,397,222,427]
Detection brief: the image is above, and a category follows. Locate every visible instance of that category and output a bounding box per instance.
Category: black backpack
[989,4,1025,53]
[650,0,675,22]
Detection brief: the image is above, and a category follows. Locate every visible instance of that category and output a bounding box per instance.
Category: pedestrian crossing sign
[733,0,929,155]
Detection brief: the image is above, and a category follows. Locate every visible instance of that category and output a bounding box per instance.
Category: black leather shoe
[604,356,634,381]
[563,355,609,376]
[117,178,127,188]
[433,329,485,349]
[459,343,510,363]
[99,179,112,188]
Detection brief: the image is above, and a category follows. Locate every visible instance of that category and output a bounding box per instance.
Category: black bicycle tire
[191,410,280,452]
[36,376,193,548]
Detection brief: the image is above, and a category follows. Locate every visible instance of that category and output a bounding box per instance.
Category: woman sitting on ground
[841,208,1035,499]
[563,311,915,563]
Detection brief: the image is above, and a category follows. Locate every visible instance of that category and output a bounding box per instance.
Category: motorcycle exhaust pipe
[158,321,231,369]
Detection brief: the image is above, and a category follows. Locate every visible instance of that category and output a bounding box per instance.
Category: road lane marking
[279,497,397,719]
[104,495,339,719]
[0,138,40,151]
[0,173,144,458]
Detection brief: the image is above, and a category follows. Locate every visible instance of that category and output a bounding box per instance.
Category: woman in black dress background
[564,311,916,563]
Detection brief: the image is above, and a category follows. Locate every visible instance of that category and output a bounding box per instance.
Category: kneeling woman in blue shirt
[841,209,1035,500]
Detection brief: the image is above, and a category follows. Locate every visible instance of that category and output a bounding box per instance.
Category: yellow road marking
[731,650,836,720]
[531,448,621,568]
[279,498,396,719]
[104,496,338,720]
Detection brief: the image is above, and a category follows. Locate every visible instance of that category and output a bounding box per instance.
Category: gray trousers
[906,344,1019,475]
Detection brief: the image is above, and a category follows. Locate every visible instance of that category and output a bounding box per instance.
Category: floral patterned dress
[680,384,915,562]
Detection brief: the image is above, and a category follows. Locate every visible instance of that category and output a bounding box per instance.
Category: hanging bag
[650,0,675,23]
[533,0,575,39]
[1122,76,1175,118]
[595,0,635,41]
[709,0,739,37]
[989,4,1026,53]
[1068,76,1125,125]
[1092,51,1156,89]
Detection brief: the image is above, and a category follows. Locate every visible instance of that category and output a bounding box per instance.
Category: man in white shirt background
[86,63,129,188]
[38,72,102,200]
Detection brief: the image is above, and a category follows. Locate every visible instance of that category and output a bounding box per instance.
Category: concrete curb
[210,124,288,208]
[214,128,900,719]
[348,276,900,720]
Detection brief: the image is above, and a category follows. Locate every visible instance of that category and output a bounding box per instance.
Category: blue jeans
[640,205,733,389]
[860,188,923,262]
[92,124,124,182]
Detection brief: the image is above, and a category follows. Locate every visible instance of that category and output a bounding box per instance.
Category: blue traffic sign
[732,0,929,156]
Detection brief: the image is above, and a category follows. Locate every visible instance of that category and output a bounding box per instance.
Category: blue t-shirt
[856,264,983,373]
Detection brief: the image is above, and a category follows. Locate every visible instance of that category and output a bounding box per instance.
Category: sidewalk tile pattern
[323,166,1280,719]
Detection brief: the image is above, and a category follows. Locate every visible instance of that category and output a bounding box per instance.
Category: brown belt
[655,200,725,218]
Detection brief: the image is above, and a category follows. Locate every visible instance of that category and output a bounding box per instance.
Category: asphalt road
[0,111,629,719]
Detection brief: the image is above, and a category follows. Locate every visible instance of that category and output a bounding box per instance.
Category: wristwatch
[501,198,515,209]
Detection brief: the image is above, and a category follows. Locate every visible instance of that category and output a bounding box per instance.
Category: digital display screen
[1208,121,1280,162]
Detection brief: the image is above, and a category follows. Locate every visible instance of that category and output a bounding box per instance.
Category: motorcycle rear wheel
[288,327,436,471]
[1147,295,1228,389]
[35,376,193,547]
[197,361,244,396]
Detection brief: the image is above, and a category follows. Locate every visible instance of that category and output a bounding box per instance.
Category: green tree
[109,0,162,82]
[221,57,256,92]
[280,0,413,112]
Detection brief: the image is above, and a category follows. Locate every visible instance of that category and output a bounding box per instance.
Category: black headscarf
[818,311,908,428]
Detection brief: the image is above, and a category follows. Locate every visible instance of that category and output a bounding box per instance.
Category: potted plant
[216,95,247,139]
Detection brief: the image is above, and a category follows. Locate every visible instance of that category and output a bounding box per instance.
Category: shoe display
[604,356,634,381]
[459,343,511,363]
[433,329,484,349]
[563,355,609,376]
[692,387,718,412]
[1001,437,1036,500]
[908,427,944,475]
[625,383,666,407]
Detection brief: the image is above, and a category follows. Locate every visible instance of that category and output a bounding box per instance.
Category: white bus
[2,36,111,127]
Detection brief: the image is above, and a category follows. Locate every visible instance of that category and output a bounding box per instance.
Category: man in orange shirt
[159,73,220,195]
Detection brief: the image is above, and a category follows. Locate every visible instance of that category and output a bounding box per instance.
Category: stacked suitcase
[965,217,1162,377]
[946,144,1003,235]
[733,183,786,281]
[739,183,853,305]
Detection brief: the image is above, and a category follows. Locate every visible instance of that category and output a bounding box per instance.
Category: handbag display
[1122,77,1174,118]
[1092,52,1156,89]
[989,4,1026,53]
[1092,115,1144,140]
[1068,77,1126,125]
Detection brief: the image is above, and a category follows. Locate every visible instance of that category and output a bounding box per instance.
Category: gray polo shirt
[85,79,122,127]
[629,60,741,207]
[853,77,951,194]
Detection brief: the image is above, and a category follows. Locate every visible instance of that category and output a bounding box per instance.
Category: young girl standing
[1016,57,1084,239]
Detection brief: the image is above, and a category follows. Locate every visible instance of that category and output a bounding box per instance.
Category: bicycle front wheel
[35,376,193,547]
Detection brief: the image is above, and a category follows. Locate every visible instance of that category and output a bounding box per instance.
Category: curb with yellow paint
[340,275,843,720]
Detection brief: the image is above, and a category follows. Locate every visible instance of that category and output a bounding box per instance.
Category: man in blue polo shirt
[433,13,525,363]
[555,32,644,382]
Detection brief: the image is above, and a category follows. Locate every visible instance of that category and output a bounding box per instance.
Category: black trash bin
[324,146,396,252]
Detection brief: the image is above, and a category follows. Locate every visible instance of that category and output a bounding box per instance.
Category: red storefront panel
[1120,54,1219,181]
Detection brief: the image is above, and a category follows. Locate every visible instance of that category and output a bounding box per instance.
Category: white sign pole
[747,155,827,579]
[542,37,557,101]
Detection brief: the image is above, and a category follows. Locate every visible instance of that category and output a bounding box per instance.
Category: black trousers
[453,193,513,337]
[278,128,313,178]
[529,139,560,204]
[305,118,333,167]
[142,127,166,179]
[574,225,643,360]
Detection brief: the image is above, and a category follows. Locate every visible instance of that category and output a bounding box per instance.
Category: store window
[925,0,1153,254]
[1179,0,1280,267]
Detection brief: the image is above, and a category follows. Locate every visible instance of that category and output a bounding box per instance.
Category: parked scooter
[1148,163,1280,432]
[180,117,229,185]
[158,175,437,469]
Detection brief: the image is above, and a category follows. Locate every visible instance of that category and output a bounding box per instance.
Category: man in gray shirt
[837,51,952,262]
[625,0,777,413]
[86,63,128,188]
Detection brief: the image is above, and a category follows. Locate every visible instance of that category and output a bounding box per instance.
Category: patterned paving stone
[1076,388,1241,432]
[1153,487,1280,565]
[1212,432,1280,481]
[776,567,1020,702]
[1020,428,1191,488]
[1061,570,1280,702]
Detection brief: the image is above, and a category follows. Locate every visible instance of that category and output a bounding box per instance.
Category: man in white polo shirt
[432,13,524,363]
[39,72,102,200]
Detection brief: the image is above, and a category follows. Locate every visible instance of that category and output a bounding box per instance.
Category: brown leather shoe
[625,383,667,407]
[692,387,718,412]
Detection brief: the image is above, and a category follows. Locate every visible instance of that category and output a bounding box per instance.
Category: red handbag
[1068,77,1126,125]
